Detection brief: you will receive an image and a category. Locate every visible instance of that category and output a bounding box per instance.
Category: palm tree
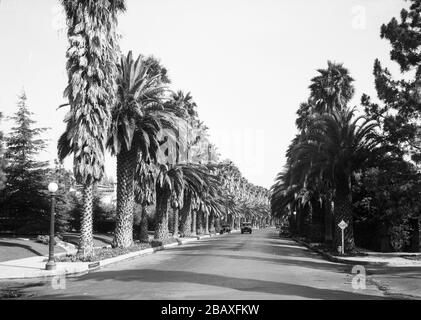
[58,0,125,255]
[154,163,214,241]
[154,164,183,241]
[309,61,355,113]
[292,61,356,241]
[296,108,381,251]
[107,51,175,248]
[166,91,198,119]
[214,160,270,232]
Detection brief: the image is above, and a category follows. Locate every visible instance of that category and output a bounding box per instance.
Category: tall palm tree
[107,51,175,248]
[58,0,125,255]
[166,91,198,119]
[296,108,381,251]
[309,61,355,113]
[292,61,356,241]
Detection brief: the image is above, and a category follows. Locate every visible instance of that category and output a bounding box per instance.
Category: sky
[0,0,408,189]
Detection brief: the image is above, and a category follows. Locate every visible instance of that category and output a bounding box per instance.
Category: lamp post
[45,182,58,270]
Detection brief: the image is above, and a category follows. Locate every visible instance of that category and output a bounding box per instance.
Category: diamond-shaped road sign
[338,220,348,230]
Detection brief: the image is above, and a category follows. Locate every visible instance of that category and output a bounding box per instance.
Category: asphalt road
[16,229,390,299]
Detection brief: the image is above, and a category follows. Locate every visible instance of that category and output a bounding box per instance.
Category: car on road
[241,222,252,234]
[219,224,231,234]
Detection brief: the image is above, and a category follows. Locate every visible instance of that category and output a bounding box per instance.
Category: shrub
[57,242,152,263]
[389,225,411,252]
[35,235,61,245]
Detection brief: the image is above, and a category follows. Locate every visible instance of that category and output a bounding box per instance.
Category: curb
[93,242,181,269]
[293,238,388,266]
[0,230,233,280]
[95,232,231,269]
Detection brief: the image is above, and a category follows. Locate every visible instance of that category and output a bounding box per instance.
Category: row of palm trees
[271,61,383,252]
[57,0,270,255]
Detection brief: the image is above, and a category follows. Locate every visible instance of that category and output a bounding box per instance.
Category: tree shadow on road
[33,268,388,300]
[169,241,324,260]
[161,252,351,273]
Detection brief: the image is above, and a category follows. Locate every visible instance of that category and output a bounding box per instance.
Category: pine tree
[1,92,50,234]
[360,0,421,251]
[45,160,77,232]
[362,0,421,163]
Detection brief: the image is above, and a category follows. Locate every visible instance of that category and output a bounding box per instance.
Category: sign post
[338,220,348,255]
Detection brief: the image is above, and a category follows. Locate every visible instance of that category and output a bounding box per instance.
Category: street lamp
[45,182,58,270]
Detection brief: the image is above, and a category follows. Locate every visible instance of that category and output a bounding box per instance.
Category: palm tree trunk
[209,212,215,234]
[237,216,241,229]
[324,197,334,244]
[204,211,209,234]
[79,182,94,256]
[296,208,302,235]
[139,205,149,242]
[113,147,137,248]
[173,207,179,238]
[197,210,204,235]
[334,189,355,252]
[180,193,192,237]
[297,204,308,237]
[215,216,221,233]
[191,209,197,235]
[155,190,170,241]
[304,203,313,239]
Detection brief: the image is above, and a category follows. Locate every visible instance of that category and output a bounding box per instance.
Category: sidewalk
[0,256,90,280]
[0,231,233,281]
[293,237,421,299]
[293,238,421,267]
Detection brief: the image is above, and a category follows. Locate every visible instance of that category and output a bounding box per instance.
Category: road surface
[9,229,393,299]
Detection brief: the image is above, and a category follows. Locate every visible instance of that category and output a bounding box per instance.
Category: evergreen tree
[362,0,421,163]
[45,160,77,232]
[1,92,50,234]
[360,0,421,251]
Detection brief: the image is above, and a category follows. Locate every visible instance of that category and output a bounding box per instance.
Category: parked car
[241,222,252,234]
[220,224,231,234]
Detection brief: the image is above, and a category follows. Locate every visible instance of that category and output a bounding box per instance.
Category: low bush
[35,235,61,245]
[56,242,152,263]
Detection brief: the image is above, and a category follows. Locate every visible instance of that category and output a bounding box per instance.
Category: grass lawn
[0,238,65,262]
[60,233,113,248]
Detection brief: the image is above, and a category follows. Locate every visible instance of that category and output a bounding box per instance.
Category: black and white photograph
[0,0,420,308]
